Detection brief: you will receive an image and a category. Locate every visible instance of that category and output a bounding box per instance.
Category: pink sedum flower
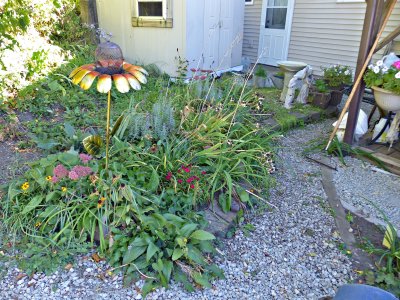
[165,172,172,181]
[51,176,59,183]
[71,165,92,177]
[79,153,92,164]
[68,171,79,180]
[53,164,69,179]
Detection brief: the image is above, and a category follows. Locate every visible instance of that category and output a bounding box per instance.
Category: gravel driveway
[0,120,355,300]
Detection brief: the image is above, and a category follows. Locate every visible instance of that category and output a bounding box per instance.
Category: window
[132,0,173,28]
[265,0,288,29]
[245,0,254,5]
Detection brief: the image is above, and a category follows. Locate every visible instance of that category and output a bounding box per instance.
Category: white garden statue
[284,65,313,109]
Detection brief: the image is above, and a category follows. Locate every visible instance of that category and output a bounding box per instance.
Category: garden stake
[68,41,148,165]
[325,0,397,151]
[105,90,111,170]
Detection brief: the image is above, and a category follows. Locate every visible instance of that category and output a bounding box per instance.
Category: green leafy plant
[314,79,329,93]
[254,66,267,78]
[364,60,400,95]
[363,223,400,296]
[322,64,352,87]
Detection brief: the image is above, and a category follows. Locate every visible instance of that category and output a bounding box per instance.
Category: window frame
[132,0,173,28]
[245,0,254,5]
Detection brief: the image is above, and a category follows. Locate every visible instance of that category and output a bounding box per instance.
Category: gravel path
[0,120,354,300]
[333,156,400,230]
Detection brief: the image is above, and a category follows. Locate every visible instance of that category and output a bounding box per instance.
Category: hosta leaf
[187,245,206,265]
[190,230,215,241]
[22,196,43,214]
[162,260,173,282]
[110,114,124,137]
[83,135,103,156]
[146,242,159,262]
[180,223,198,237]
[192,272,212,288]
[207,264,225,279]
[172,248,184,261]
[123,245,146,264]
[174,270,195,292]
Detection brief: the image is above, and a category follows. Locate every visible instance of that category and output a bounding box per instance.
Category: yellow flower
[35,222,42,228]
[46,176,52,181]
[21,182,29,191]
[61,187,67,192]
[97,197,106,208]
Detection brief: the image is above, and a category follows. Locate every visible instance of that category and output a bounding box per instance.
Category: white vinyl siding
[287,0,400,75]
[242,0,263,62]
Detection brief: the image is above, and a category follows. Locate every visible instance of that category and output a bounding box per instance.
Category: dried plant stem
[245,188,278,210]
[105,90,111,170]
[106,263,156,280]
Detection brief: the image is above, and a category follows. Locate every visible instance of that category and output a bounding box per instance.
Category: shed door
[203,0,233,70]
[258,0,295,66]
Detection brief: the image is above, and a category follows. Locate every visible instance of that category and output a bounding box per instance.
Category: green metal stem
[105,90,111,170]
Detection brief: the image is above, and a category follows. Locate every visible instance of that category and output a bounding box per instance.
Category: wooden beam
[375,25,400,53]
[343,0,384,145]
[327,0,397,150]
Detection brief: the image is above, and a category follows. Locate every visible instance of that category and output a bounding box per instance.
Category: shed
[96,0,245,77]
[243,0,400,74]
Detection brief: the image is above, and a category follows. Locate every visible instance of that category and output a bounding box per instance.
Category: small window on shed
[138,1,163,17]
[133,0,173,28]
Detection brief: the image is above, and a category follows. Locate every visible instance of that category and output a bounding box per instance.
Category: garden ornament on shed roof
[69,41,148,169]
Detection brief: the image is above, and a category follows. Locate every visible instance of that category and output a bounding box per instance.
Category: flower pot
[271,75,284,89]
[329,89,344,106]
[254,76,266,88]
[372,86,400,111]
[310,91,331,109]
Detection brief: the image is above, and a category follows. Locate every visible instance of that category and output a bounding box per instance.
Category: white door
[203,0,234,70]
[258,0,295,66]
[204,0,221,70]
[218,0,233,70]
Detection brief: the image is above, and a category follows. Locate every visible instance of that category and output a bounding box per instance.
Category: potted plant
[309,79,331,109]
[364,60,400,111]
[322,64,353,106]
[254,66,267,88]
[271,71,284,89]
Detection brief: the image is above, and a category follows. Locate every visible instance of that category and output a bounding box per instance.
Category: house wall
[243,0,400,75]
[96,0,186,76]
[287,0,400,75]
[243,0,263,63]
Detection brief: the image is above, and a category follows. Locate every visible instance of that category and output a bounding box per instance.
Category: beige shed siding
[288,0,400,75]
[243,0,263,62]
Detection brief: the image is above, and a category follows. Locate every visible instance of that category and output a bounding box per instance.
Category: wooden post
[343,0,384,145]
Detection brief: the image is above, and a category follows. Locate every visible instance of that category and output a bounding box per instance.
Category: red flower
[190,68,197,72]
[166,172,172,181]
[193,76,200,80]
[186,177,194,183]
[200,75,207,80]
[190,184,195,189]
[178,179,183,184]
[201,171,207,175]
[181,165,191,173]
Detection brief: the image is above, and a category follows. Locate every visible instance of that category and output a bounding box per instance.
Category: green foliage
[314,79,329,93]
[0,0,30,50]
[363,223,400,297]
[322,64,352,87]
[254,66,267,78]
[364,63,400,95]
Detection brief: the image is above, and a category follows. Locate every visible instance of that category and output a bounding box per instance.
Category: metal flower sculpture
[69,41,148,169]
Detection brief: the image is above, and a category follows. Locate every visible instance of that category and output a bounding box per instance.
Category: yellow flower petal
[69,64,95,78]
[125,67,147,84]
[80,71,100,90]
[123,63,149,76]
[72,69,91,85]
[97,74,112,93]
[112,74,130,93]
[123,74,141,91]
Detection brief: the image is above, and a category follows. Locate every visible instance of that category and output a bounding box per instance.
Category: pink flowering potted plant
[364,59,400,111]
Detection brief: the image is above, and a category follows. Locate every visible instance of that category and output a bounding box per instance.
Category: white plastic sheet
[333,110,368,142]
